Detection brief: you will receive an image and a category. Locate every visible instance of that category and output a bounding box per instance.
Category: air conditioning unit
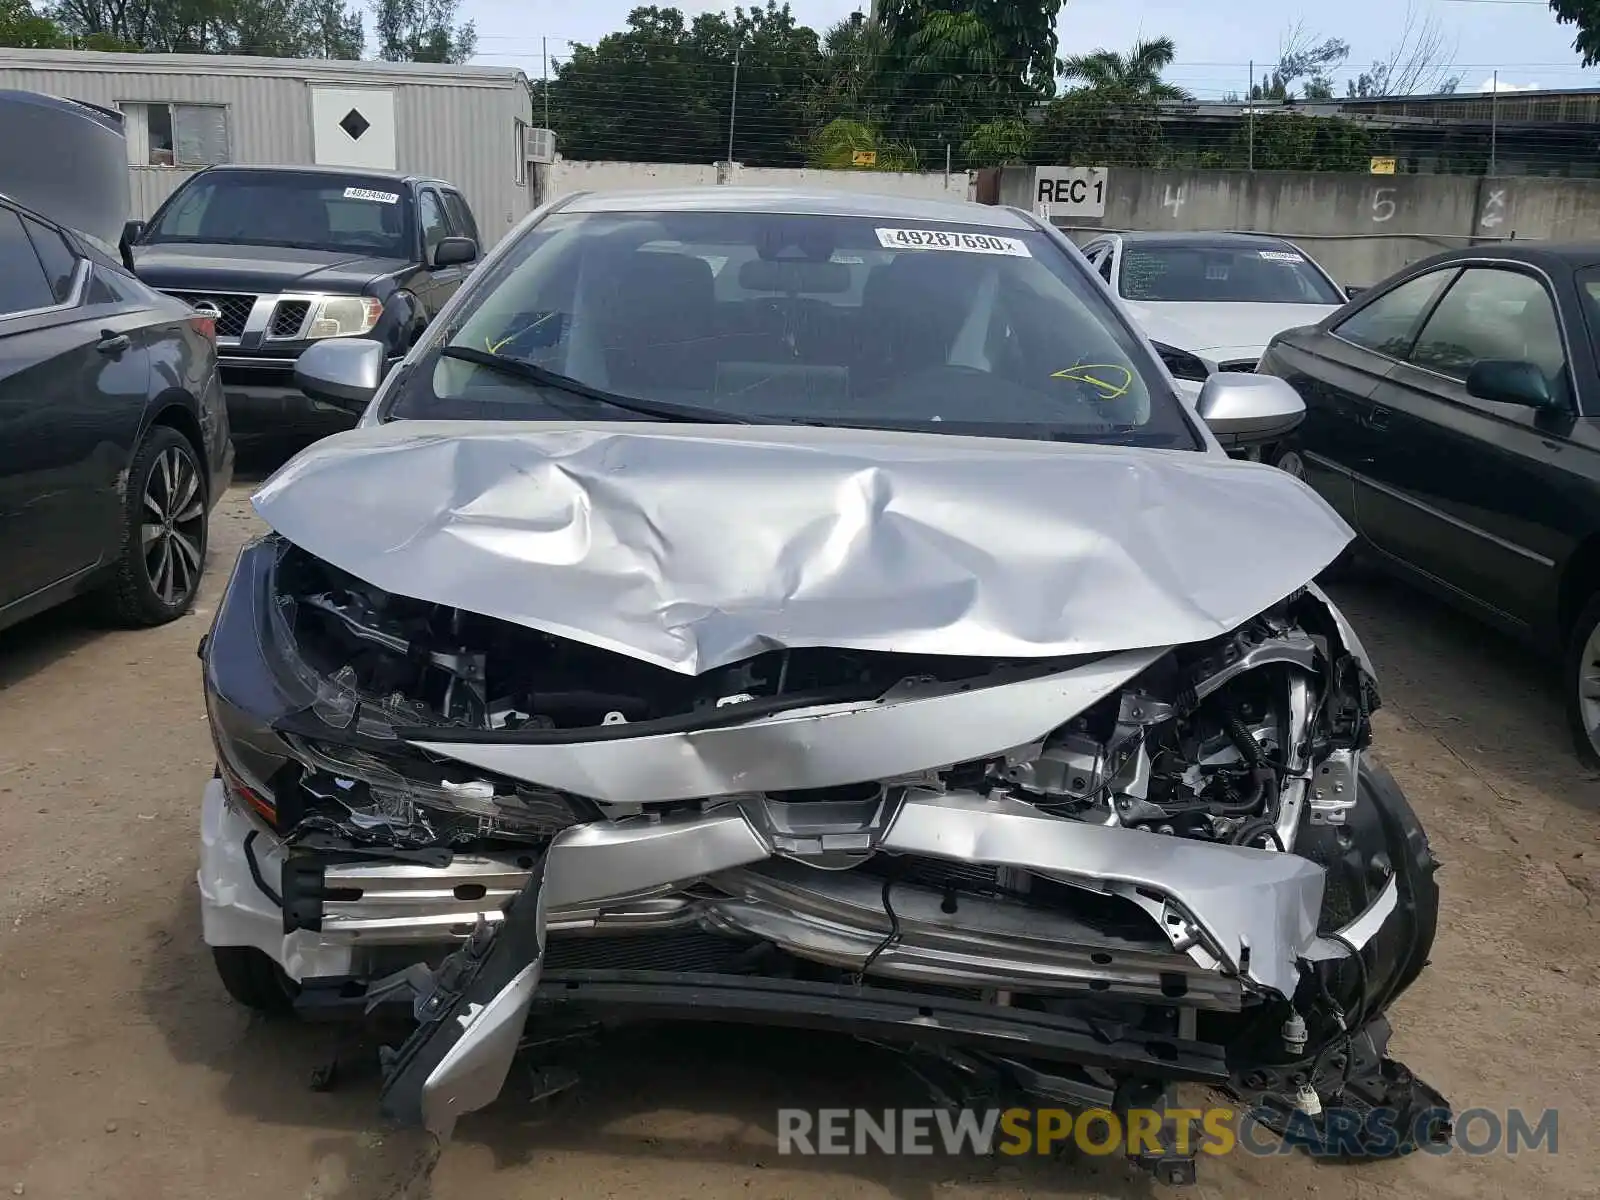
[527,127,556,164]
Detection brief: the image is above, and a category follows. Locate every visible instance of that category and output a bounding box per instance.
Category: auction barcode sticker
[876,228,1031,256]
[344,187,400,204]
[1258,249,1305,263]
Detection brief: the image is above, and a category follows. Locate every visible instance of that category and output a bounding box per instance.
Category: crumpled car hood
[252,420,1354,676]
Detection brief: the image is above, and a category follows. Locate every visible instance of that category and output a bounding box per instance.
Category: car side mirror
[295,338,388,414]
[1465,359,1557,409]
[1343,284,1366,299]
[1196,372,1306,448]
[433,236,478,268]
[119,219,144,272]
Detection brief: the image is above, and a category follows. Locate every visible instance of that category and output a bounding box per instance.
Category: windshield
[1119,243,1343,304]
[384,209,1200,449]
[142,171,413,258]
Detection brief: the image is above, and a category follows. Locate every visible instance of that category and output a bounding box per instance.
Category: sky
[459,0,1598,98]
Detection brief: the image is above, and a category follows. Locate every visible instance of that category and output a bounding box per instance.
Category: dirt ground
[1,464,1597,1200]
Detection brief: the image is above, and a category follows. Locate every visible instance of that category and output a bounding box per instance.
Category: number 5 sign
[1034,167,1109,219]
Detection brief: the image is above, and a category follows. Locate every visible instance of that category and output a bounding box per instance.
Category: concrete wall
[994,166,1600,286]
[540,159,971,205]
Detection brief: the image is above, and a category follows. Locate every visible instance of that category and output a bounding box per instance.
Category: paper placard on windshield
[344,187,400,204]
[1259,249,1305,263]
[876,228,1031,256]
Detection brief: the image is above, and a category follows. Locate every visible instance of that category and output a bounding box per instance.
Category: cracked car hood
[252,420,1354,676]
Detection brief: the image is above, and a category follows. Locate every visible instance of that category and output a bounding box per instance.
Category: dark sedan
[0,184,233,633]
[1259,244,1600,765]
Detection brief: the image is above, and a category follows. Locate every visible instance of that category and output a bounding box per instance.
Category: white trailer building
[0,48,551,246]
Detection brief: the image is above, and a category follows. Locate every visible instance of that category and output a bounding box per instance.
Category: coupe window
[142,170,413,258]
[1407,267,1567,387]
[1333,270,1456,358]
[383,210,1201,450]
[1119,244,1343,304]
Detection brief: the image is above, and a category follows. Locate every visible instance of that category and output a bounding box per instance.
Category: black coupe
[1260,243,1600,766]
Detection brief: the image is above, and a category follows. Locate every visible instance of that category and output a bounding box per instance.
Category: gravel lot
[1,471,1597,1200]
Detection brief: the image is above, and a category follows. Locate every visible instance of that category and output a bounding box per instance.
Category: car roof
[1404,241,1600,274]
[196,163,442,187]
[1105,230,1306,251]
[560,187,1037,229]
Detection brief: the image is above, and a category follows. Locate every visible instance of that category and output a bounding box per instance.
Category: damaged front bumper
[200,763,1438,1142]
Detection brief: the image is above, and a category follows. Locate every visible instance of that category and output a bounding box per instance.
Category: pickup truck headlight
[306,295,383,339]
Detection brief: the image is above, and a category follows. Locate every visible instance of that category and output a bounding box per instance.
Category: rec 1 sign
[1034,167,1108,219]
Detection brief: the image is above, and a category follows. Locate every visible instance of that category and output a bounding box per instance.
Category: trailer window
[120,102,229,168]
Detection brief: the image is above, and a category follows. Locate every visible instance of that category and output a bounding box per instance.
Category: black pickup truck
[120,164,482,439]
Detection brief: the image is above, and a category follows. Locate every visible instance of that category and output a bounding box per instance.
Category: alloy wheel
[1579,617,1600,759]
[140,444,205,606]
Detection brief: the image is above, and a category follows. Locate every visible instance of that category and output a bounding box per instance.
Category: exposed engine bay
[264,539,1377,860]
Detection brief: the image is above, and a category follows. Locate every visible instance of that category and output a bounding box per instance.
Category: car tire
[211,947,300,1016]
[1563,592,1600,769]
[99,425,208,627]
[1271,446,1309,482]
[1271,447,1360,582]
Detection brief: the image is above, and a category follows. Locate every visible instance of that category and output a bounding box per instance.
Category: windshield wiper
[439,345,759,425]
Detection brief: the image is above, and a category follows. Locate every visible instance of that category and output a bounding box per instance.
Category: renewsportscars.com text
[777,1106,1557,1158]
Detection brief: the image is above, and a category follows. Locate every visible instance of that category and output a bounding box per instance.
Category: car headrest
[738,257,852,295]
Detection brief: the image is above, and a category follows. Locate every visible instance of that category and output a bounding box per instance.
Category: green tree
[1038,37,1189,167]
[876,0,1062,95]
[544,7,725,164]
[690,2,822,166]
[1552,0,1600,65]
[803,11,891,129]
[0,0,67,46]
[545,4,821,167]
[1236,111,1378,171]
[1056,36,1190,102]
[962,117,1032,165]
[374,0,472,62]
[49,0,362,54]
[898,10,1010,150]
[806,116,918,169]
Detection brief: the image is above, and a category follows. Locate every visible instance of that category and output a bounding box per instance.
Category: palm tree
[1059,36,1191,102]
[1040,37,1189,168]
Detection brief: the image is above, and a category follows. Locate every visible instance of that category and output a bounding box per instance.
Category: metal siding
[395,81,528,245]
[0,57,531,228]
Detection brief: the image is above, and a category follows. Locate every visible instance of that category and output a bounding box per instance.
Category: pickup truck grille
[268,300,312,338]
[167,291,255,339]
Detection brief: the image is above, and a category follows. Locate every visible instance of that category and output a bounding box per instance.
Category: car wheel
[100,425,208,627]
[1273,447,1309,482]
[211,947,300,1016]
[1563,592,1600,769]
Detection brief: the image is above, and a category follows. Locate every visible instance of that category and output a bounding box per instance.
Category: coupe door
[0,209,153,612]
[1272,270,1456,532]
[1355,265,1577,632]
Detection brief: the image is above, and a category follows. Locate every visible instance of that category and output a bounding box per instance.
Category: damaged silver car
[197,189,1448,1182]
